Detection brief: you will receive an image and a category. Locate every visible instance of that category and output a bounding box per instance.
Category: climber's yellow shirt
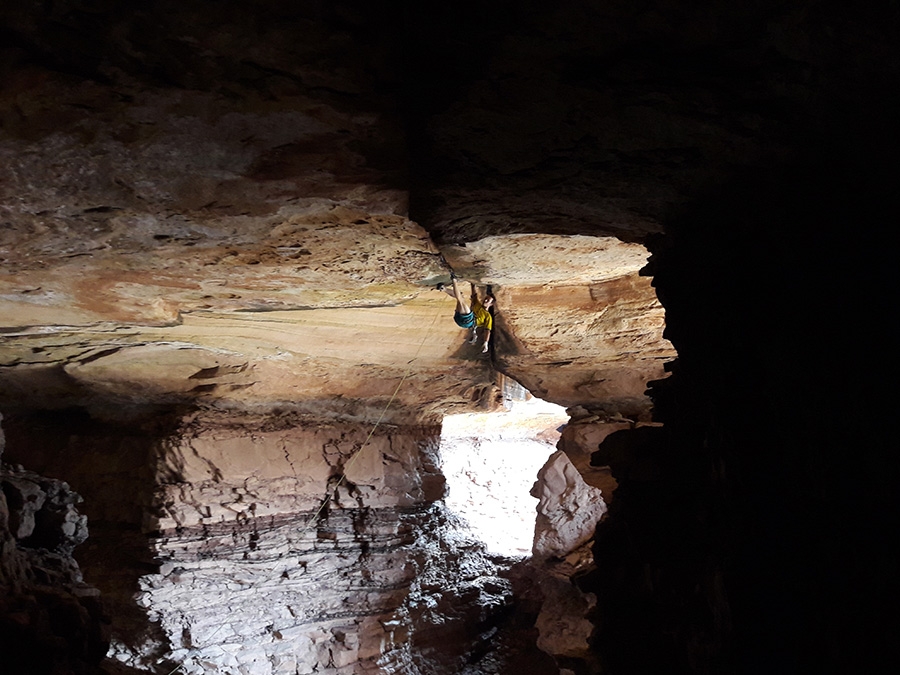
[472,302,492,331]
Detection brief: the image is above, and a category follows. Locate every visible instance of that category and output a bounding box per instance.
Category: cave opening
[439,382,568,558]
[2,1,896,672]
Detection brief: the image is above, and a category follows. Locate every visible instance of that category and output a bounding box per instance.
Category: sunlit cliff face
[2,2,898,674]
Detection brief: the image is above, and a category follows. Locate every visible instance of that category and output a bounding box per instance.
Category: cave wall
[1,414,109,674]
[2,1,898,673]
[583,153,898,673]
[2,411,527,674]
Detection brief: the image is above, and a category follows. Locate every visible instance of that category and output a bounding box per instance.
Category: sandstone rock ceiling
[0,3,893,421]
[0,0,740,422]
[2,2,898,674]
[3,1,889,424]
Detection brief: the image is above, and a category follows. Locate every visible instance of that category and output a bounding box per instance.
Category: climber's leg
[447,278,475,328]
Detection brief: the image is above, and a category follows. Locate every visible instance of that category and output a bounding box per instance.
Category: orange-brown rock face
[0,47,494,422]
[4,1,891,674]
[0,3,677,428]
[494,273,672,415]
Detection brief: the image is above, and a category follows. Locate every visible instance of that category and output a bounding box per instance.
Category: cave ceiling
[1,0,883,424]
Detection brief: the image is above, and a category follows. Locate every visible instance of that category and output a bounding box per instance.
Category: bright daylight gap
[439,380,569,558]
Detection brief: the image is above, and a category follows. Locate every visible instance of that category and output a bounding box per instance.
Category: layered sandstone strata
[3,411,531,674]
[5,1,886,672]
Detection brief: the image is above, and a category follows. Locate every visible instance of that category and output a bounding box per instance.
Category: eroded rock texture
[4,411,534,674]
[1,1,898,674]
[1,415,108,674]
[531,450,606,562]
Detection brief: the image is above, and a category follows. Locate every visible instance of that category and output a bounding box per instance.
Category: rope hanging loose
[301,303,444,530]
[164,299,446,674]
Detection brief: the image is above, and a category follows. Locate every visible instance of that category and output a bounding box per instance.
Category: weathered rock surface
[134,502,509,675]
[150,418,447,531]
[445,236,675,416]
[1,1,897,673]
[1,417,108,674]
[531,451,606,562]
[0,2,673,427]
[534,573,597,664]
[2,412,537,674]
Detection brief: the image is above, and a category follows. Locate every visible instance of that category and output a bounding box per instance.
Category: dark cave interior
[591,155,898,673]
[2,1,899,674]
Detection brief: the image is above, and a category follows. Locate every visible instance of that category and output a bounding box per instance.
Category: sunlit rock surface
[531,451,607,562]
[440,397,567,557]
[4,414,521,674]
[2,1,896,673]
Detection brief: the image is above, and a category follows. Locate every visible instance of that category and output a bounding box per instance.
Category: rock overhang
[3,2,766,425]
[0,59,673,423]
[0,234,671,423]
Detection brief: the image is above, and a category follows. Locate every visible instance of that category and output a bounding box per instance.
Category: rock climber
[437,277,494,353]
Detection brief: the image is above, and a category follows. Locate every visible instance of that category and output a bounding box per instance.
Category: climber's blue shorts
[454,310,475,328]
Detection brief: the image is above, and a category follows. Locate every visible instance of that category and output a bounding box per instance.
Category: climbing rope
[163,296,446,674]
[300,302,444,530]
